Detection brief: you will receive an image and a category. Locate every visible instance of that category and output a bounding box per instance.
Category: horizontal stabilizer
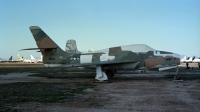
[20,47,58,51]
[81,52,105,55]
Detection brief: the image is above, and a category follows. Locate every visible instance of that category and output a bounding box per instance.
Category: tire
[174,75,180,80]
[106,70,114,77]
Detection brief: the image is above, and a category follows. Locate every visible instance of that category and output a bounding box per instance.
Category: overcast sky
[0,0,200,60]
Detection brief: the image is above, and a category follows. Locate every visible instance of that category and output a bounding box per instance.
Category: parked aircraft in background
[0,54,42,63]
[17,54,42,63]
[179,55,200,63]
[37,56,43,63]
[30,55,37,63]
[18,54,24,62]
[21,26,181,81]
[185,56,195,63]
[23,55,36,63]
[0,56,18,63]
[180,56,187,63]
[31,55,43,63]
[192,57,200,63]
[23,58,32,63]
[8,56,12,61]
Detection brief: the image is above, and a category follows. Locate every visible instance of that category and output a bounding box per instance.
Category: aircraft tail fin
[8,56,12,61]
[18,54,23,60]
[192,56,195,61]
[30,55,35,60]
[29,26,65,55]
[184,56,187,60]
[65,39,80,53]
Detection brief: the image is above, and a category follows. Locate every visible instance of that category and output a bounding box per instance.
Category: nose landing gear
[174,67,180,80]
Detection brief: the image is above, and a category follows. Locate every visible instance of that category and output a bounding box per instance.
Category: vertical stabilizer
[30,55,35,60]
[29,26,65,56]
[65,39,79,53]
[18,54,24,61]
[8,56,12,61]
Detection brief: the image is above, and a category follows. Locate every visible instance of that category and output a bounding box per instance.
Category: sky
[0,0,200,60]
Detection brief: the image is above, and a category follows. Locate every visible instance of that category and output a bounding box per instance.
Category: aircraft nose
[172,53,181,64]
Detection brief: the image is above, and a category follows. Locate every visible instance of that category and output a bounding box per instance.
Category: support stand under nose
[174,67,180,80]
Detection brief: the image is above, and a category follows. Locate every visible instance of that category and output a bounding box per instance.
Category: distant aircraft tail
[30,55,35,60]
[65,39,79,53]
[183,56,187,60]
[30,55,37,63]
[8,56,12,61]
[192,56,195,61]
[18,54,23,61]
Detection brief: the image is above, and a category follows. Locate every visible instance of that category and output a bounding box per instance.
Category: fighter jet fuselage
[41,45,180,71]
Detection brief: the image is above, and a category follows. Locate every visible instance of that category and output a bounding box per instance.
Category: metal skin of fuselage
[22,26,181,81]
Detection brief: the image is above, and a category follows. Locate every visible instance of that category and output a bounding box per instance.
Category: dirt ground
[0,63,200,112]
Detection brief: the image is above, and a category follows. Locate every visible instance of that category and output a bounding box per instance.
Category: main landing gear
[95,66,115,81]
[106,70,115,78]
[174,67,180,80]
[95,66,108,81]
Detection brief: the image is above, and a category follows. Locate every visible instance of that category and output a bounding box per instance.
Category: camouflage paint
[28,26,180,72]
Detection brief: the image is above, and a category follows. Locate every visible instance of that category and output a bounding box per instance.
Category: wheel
[174,75,180,80]
[174,67,180,80]
[106,70,114,77]
[141,70,146,73]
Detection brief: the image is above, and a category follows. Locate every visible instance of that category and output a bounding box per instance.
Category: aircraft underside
[44,63,180,81]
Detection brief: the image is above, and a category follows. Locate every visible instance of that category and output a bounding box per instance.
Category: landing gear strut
[95,66,108,81]
[174,67,180,80]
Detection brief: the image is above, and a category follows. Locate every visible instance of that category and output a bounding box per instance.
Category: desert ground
[0,63,200,112]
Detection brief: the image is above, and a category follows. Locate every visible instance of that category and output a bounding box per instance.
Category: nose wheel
[174,67,180,80]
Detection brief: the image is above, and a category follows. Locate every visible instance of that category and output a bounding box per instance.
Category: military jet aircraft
[21,26,181,81]
[181,55,200,63]
[18,54,24,62]
[31,55,43,63]
[193,57,200,63]
[180,56,187,63]
[23,55,37,63]
[0,56,18,63]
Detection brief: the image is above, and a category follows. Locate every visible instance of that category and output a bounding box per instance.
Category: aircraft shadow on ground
[0,67,200,81]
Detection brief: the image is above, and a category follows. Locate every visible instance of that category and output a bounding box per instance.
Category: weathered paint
[28,26,180,73]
